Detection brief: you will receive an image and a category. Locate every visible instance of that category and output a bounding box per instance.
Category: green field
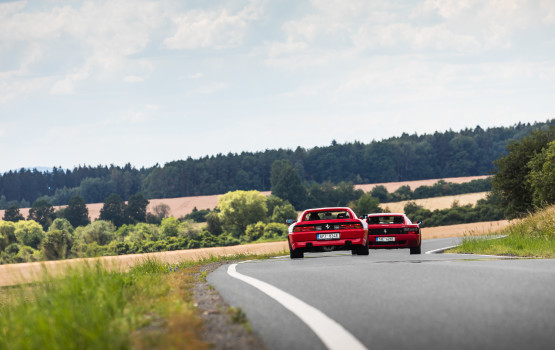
[448,205,555,258]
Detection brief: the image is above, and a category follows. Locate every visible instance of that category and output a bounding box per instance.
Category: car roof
[367,213,406,216]
[302,207,352,212]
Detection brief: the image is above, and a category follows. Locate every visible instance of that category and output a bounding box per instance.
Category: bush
[14,220,45,250]
[42,229,73,260]
[80,220,115,246]
[0,221,18,252]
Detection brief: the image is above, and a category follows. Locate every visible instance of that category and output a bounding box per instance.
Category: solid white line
[425,245,458,254]
[227,264,368,350]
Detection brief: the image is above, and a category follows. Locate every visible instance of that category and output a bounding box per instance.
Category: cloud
[50,66,91,95]
[197,82,228,94]
[164,1,262,50]
[1,0,164,98]
[123,76,145,83]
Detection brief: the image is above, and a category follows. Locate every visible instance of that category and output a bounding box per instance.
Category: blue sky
[1,0,554,173]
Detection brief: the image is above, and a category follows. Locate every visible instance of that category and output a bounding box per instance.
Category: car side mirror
[286,219,295,225]
[417,220,423,225]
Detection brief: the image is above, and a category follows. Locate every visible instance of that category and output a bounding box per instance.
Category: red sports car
[287,207,369,259]
[366,213,421,254]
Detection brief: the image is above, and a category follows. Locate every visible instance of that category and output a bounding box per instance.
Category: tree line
[1,120,553,208]
[0,190,297,264]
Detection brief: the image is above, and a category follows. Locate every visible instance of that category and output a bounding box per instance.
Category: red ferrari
[366,213,421,254]
[287,207,369,259]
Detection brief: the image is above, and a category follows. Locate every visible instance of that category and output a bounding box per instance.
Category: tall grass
[0,251,287,350]
[450,205,555,257]
[0,258,208,350]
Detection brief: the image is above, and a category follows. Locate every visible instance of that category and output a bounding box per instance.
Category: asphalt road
[207,238,555,350]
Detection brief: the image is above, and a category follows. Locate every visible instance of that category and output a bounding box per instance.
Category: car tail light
[293,225,315,232]
[403,227,418,234]
[340,223,363,229]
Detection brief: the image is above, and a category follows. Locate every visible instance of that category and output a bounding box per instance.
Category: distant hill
[0,120,553,206]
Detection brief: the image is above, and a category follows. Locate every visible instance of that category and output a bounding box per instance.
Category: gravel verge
[193,262,267,350]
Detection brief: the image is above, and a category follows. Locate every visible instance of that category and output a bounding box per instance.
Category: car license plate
[377,237,395,242]
[317,233,340,240]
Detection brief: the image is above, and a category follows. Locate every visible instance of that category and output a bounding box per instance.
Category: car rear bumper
[289,229,367,251]
[368,233,421,249]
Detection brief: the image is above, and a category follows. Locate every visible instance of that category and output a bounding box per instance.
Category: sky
[1,0,554,173]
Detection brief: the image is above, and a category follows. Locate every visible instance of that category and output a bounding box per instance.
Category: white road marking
[227,263,368,350]
[425,245,458,254]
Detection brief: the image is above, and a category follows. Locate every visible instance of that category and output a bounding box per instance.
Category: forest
[0,120,554,209]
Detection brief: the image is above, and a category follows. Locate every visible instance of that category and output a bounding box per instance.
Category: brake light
[403,226,418,234]
[340,223,363,229]
[293,225,315,232]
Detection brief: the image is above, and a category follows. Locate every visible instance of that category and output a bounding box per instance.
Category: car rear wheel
[289,239,304,259]
[290,249,304,259]
[356,243,369,255]
[410,245,422,255]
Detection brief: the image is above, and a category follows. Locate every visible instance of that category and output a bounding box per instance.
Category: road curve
[207,238,555,350]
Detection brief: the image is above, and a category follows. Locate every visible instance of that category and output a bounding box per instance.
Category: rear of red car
[366,213,421,254]
[288,207,369,259]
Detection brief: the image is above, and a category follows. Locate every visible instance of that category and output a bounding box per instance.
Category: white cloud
[1,0,164,98]
[189,72,203,79]
[50,66,91,95]
[123,76,145,83]
[164,1,261,50]
[198,82,228,94]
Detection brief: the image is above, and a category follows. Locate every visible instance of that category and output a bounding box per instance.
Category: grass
[448,205,555,258]
[0,251,286,350]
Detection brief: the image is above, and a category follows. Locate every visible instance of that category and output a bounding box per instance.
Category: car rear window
[303,211,351,221]
[367,216,405,224]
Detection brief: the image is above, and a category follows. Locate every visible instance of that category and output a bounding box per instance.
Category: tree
[206,211,223,235]
[81,220,115,245]
[63,195,90,227]
[42,229,73,260]
[217,190,268,236]
[370,185,390,202]
[492,127,555,217]
[3,206,24,222]
[271,202,298,223]
[125,193,149,224]
[27,199,55,230]
[99,194,126,227]
[349,193,382,217]
[270,160,307,209]
[14,220,45,249]
[152,203,171,219]
[79,177,116,203]
[0,221,18,252]
[527,140,555,208]
[184,207,211,222]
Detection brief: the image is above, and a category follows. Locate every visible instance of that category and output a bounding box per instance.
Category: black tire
[410,245,422,255]
[356,243,369,256]
[289,239,304,259]
[290,249,304,259]
[352,249,358,255]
